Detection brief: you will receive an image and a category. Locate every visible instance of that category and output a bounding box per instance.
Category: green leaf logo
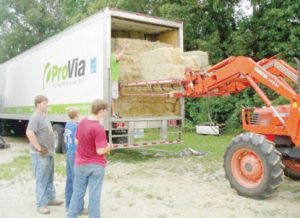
[43,62,51,89]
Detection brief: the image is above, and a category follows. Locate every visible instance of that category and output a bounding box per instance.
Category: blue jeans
[68,164,105,218]
[65,153,75,209]
[31,154,56,208]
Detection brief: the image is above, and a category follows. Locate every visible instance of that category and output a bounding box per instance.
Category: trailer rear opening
[108,12,184,146]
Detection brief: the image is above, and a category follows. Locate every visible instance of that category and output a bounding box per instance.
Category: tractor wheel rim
[231,148,264,188]
[283,159,300,172]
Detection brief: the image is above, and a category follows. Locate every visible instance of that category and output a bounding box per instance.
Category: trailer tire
[53,124,65,154]
[224,132,283,199]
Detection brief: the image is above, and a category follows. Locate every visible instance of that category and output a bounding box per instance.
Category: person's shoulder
[78,118,88,126]
[65,122,72,129]
[71,122,79,130]
[96,123,105,132]
[66,121,78,126]
[79,118,88,123]
[29,112,41,120]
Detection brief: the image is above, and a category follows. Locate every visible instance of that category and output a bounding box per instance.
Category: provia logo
[43,58,86,89]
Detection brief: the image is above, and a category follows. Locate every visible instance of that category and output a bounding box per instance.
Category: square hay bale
[182,51,209,71]
[111,38,209,117]
[141,64,186,81]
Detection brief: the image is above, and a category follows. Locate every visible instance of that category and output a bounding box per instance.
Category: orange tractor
[121,55,300,199]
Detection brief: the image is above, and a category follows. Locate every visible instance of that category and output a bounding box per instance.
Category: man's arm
[115,42,130,61]
[26,129,42,152]
[96,144,111,155]
[94,127,111,155]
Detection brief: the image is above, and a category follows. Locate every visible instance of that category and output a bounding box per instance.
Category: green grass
[108,133,234,175]
[109,133,233,163]
[55,154,67,177]
[134,129,161,142]
[0,154,67,180]
[0,133,234,180]
[109,149,156,162]
[0,155,32,180]
[155,132,232,158]
[134,127,182,142]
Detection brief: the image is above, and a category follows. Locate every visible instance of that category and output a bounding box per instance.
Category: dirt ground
[1,137,300,218]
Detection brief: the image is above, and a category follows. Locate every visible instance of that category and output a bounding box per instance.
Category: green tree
[62,0,153,25]
[0,0,65,63]
[231,0,300,61]
[157,0,240,63]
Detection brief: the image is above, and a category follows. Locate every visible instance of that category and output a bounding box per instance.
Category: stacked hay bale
[182,51,209,71]
[140,47,185,81]
[111,38,209,117]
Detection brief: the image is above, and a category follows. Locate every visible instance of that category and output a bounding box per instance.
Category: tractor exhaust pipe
[296,58,300,94]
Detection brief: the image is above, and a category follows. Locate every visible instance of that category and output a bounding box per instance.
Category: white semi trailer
[0,8,184,152]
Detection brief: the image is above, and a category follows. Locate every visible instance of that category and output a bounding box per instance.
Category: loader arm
[180,56,300,144]
[121,56,300,145]
[258,55,298,83]
[171,56,297,103]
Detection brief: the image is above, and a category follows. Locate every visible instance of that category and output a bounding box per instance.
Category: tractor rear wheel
[282,159,300,180]
[224,132,283,199]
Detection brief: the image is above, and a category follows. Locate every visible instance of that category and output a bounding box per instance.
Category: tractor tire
[53,124,65,154]
[282,159,300,180]
[224,132,283,199]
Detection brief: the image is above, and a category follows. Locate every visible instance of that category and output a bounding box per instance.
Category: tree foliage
[0,0,65,62]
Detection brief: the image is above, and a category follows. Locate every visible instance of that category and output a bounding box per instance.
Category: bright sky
[237,0,253,17]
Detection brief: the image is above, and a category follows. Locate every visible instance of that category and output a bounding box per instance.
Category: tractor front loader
[121,55,300,199]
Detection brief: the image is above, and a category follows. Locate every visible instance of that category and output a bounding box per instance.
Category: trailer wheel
[53,124,65,154]
[282,159,300,180]
[224,132,283,199]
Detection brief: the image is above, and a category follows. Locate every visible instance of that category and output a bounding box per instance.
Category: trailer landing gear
[0,136,10,149]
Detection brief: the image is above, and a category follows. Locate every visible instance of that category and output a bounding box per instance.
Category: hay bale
[111,38,209,117]
[140,48,185,81]
[165,103,175,112]
[181,56,199,70]
[174,100,181,114]
[112,38,171,55]
[182,51,209,71]
[141,47,182,66]
[141,64,185,81]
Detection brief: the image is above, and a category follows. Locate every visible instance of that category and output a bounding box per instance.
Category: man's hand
[106,143,112,155]
[39,147,49,157]
[123,42,130,50]
[26,129,43,153]
[96,143,112,155]
[116,42,130,61]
